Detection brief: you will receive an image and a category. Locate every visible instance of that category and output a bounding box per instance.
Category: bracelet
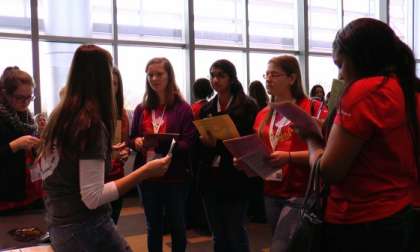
[288,152,292,164]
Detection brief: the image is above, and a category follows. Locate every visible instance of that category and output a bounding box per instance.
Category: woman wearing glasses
[238,55,328,232]
[129,57,195,252]
[198,59,258,252]
[0,67,43,214]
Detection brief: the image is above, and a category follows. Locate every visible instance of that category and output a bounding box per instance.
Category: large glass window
[38,0,113,38]
[249,52,288,87]
[248,0,297,50]
[118,46,186,110]
[416,63,420,77]
[308,55,338,95]
[414,0,420,58]
[117,0,185,42]
[39,42,113,113]
[195,49,246,91]
[0,0,31,34]
[343,0,378,26]
[389,0,410,44]
[308,0,340,52]
[194,0,245,46]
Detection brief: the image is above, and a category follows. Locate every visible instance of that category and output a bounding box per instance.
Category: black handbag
[271,158,327,252]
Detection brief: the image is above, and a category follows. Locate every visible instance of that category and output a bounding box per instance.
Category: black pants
[323,206,414,252]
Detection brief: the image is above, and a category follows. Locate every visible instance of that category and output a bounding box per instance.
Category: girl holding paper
[105,66,130,224]
[252,55,327,231]
[0,67,43,214]
[198,59,258,252]
[129,57,195,252]
[299,18,418,251]
[38,45,171,252]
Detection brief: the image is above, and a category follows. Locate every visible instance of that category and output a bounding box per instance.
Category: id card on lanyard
[147,106,166,161]
[212,96,233,167]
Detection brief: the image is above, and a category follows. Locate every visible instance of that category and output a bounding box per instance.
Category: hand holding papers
[224,134,283,181]
[270,102,323,141]
[327,79,345,114]
[193,114,240,141]
[167,138,176,157]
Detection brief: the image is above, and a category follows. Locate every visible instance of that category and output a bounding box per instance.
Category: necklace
[151,105,166,133]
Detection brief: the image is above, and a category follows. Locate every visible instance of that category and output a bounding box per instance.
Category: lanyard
[269,110,290,150]
[217,96,233,112]
[151,105,166,134]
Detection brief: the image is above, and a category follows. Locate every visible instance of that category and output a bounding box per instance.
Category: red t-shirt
[326,76,417,224]
[253,98,328,198]
[191,100,207,120]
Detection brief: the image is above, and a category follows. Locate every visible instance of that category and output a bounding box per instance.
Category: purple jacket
[129,99,195,182]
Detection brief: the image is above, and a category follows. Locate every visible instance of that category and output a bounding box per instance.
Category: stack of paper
[223,134,283,181]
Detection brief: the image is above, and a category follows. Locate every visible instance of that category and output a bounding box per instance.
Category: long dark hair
[40,44,115,158]
[249,80,268,110]
[332,18,419,164]
[210,59,245,96]
[112,66,124,119]
[143,57,183,110]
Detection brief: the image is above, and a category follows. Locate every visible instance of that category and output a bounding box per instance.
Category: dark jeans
[139,182,188,252]
[49,215,131,252]
[408,207,420,252]
[203,193,250,252]
[323,206,414,252]
[264,196,288,233]
[110,197,124,224]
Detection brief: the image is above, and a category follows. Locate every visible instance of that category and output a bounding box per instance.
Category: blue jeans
[264,196,288,233]
[203,194,250,252]
[139,182,188,252]
[49,214,131,252]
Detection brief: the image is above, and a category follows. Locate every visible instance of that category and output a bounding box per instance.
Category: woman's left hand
[112,142,130,161]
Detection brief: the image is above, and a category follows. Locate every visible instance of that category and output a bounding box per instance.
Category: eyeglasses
[13,94,36,103]
[263,72,287,79]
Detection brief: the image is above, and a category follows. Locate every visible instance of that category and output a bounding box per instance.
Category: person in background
[129,57,195,252]
[105,66,130,224]
[310,84,325,102]
[238,55,327,232]
[191,78,214,119]
[38,44,171,252]
[34,112,48,137]
[248,80,268,111]
[0,67,43,215]
[198,59,258,252]
[188,77,214,232]
[246,80,269,223]
[298,18,418,251]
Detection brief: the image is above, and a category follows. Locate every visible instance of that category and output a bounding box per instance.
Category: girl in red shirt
[191,78,213,120]
[299,18,419,251]
[251,55,327,231]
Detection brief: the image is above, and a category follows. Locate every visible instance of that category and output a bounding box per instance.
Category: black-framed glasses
[13,94,36,103]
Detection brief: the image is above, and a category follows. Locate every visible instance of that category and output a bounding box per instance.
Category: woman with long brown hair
[249,55,327,231]
[38,45,170,252]
[129,57,195,252]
